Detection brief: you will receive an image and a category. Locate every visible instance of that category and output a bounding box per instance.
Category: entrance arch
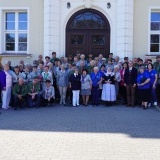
[66,9,110,58]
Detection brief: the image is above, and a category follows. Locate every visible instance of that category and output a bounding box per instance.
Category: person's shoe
[126,104,131,107]
[2,107,8,110]
[143,106,148,110]
[7,106,11,109]
[148,103,151,108]
[14,107,17,110]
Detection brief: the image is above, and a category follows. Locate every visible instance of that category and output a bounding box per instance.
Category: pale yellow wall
[134,0,160,59]
[0,0,44,66]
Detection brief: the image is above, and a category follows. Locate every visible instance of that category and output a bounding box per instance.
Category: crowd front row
[0,61,159,111]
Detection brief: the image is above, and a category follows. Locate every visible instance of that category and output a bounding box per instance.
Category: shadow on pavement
[0,105,160,139]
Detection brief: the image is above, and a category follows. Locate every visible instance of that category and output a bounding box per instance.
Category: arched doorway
[66,9,110,58]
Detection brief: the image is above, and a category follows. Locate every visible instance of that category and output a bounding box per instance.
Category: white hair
[93,66,99,71]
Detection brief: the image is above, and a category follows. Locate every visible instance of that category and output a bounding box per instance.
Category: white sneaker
[154,102,157,106]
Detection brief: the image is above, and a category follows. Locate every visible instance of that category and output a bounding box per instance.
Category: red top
[120,69,125,86]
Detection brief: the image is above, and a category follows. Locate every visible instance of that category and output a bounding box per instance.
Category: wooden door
[66,9,110,58]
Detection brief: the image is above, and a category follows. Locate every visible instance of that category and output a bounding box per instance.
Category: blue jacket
[0,71,6,90]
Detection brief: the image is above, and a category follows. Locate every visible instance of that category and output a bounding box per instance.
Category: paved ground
[0,104,160,160]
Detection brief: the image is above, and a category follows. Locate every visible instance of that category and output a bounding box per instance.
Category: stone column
[44,0,60,58]
[116,0,134,59]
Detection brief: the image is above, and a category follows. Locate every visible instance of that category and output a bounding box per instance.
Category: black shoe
[143,106,147,110]
[14,107,17,110]
[126,104,131,107]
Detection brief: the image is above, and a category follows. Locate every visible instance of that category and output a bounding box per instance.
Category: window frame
[0,8,29,55]
[149,8,160,55]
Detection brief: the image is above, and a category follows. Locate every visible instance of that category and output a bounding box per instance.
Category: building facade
[0,0,160,65]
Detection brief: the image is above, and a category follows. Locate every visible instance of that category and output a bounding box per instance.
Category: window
[150,11,160,53]
[92,35,105,45]
[4,12,28,53]
[68,11,109,29]
[71,35,84,45]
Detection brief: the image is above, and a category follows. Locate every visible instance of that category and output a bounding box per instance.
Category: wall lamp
[67,2,71,9]
[107,2,111,9]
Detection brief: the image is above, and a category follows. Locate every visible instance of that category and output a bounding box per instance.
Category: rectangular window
[4,11,28,53]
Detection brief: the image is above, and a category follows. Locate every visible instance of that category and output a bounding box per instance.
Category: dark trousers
[91,86,99,105]
[156,84,160,103]
[66,88,72,104]
[13,95,25,109]
[42,97,54,106]
[27,94,40,107]
[126,84,135,106]
[150,87,157,104]
[119,85,127,104]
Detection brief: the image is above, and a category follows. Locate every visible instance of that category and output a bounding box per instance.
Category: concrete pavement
[0,104,160,160]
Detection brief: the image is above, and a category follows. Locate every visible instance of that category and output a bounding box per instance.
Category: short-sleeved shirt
[146,69,157,85]
[90,72,102,87]
[137,71,150,89]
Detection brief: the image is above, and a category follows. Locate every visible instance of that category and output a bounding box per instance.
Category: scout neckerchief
[82,74,87,83]
[44,72,49,80]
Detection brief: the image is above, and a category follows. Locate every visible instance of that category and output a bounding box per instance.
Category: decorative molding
[84,0,92,9]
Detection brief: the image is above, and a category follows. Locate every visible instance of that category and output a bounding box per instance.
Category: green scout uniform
[27,82,41,94]
[12,83,28,97]
[50,57,59,64]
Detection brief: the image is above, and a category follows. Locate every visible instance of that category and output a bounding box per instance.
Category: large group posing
[0,51,160,111]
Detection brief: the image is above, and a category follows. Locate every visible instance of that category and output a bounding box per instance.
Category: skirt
[81,89,91,95]
[101,84,116,101]
[138,89,150,102]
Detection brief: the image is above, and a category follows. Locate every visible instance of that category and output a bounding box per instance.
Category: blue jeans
[92,86,99,105]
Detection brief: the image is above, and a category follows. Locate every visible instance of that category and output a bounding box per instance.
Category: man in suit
[124,60,137,107]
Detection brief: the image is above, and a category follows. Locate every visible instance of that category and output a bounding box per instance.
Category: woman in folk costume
[101,67,116,106]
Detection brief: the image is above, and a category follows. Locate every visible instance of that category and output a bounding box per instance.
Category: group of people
[0,51,160,111]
